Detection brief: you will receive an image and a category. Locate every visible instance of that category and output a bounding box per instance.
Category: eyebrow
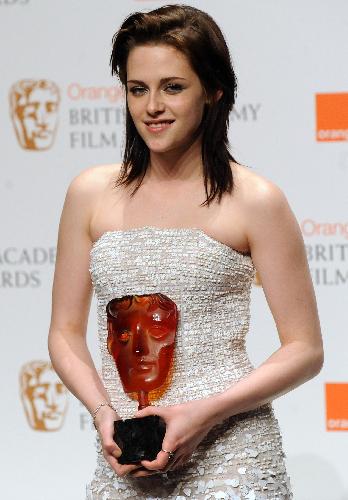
[126,77,187,85]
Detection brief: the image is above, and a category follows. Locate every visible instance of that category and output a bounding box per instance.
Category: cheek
[126,98,141,117]
[116,342,134,362]
[176,96,205,123]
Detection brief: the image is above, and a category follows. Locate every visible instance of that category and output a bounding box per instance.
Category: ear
[205,89,223,105]
[216,89,223,101]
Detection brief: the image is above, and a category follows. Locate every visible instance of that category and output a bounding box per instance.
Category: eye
[32,384,48,399]
[128,86,145,96]
[46,102,57,113]
[150,325,168,339]
[165,83,183,93]
[128,83,184,96]
[117,330,130,343]
[56,383,65,394]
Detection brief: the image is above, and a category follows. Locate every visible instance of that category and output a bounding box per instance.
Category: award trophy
[106,293,178,465]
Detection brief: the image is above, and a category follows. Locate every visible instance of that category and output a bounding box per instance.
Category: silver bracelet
[92,402,116,427]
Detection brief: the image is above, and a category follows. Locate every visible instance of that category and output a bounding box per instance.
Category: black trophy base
[114,415,166,465]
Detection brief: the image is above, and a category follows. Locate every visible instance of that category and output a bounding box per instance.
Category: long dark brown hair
[110,4,239,205]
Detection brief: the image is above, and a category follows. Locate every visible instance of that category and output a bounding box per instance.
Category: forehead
[29,368,56,385]
[115,301,166,314]
[127,43,196,80]
[24,87,59,104]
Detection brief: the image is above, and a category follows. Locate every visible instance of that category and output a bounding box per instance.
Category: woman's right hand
[94,405,143,477]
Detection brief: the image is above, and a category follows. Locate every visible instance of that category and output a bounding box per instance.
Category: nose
[36,103,48,126]
[133,324,149,356]
[45,386,58,411]
[146,90,165,116]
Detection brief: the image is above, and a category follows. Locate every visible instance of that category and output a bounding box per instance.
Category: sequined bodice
[89,226,256,419]
[87,227,293,500]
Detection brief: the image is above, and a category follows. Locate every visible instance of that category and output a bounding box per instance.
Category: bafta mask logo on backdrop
[325,383,348,431]
[253,270,262,287]
[316,93,348,142]
[9,79,60,151]
[20,361,68,431]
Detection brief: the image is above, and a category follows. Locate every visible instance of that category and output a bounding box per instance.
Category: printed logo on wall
[0,0,29,5]
[0,246,56,288]
[316,93,348,142]
[19,361,68,431]
[253,271,262,287]
[9,80,60,151]
[231,104,261,122]
[325,383,348,431]
[8,79,125,151]
[67,82,123,149]
[301,219,348,285]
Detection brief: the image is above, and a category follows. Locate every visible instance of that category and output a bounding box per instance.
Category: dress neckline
[91,226,253,262]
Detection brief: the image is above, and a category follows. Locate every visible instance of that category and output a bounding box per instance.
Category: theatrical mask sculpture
[106,293,178,464]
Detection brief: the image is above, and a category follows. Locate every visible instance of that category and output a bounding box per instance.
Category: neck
[146,136,204,184]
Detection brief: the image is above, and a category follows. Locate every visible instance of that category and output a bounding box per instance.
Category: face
[126,44,208,156]
[13,86,59,150]
[21,364,68,431]
[107,294,178,394]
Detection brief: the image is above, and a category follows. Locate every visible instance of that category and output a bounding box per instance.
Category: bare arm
[210,180,324,423]
[48,167,141,476]
[48,169,110,414]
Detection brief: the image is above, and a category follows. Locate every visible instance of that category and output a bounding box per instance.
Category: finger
[130,468,160,478]
[133,406,157,419]
[104,450,142,476]
[113,461,144,477]
[100,429,122,458]
[104,453,122,474]
[116,463,143,476]
[162,451,184,472]
[140,449,172,471]
[103,440,122,459]
[163,455,180,472]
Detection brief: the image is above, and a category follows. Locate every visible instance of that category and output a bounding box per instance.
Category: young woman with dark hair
[48,4,323,499]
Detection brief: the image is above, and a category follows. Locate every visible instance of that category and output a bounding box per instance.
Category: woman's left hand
[129,397,220,477]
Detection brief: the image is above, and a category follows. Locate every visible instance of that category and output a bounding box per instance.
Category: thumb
[134,406,159,418]
[103,434,122,457]
[111,445,122,459]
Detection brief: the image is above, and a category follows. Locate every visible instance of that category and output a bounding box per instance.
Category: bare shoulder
[60,163,122,241]
[230,162,299,255]
[231,162,287,211]
[66,163,122,200]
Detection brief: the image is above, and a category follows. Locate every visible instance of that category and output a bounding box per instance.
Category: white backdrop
[1,1,347,499]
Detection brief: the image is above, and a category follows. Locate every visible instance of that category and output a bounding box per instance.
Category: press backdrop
[1,1,347,499]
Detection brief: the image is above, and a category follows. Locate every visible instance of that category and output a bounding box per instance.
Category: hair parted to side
[110,3,239,205]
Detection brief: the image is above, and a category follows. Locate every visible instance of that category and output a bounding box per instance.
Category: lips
[145,120,175,133]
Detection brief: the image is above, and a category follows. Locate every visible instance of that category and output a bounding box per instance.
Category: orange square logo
[325,383,348,431]
[316,93,348,142]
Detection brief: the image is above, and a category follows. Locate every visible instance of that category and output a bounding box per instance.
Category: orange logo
[325,383,348,431]
[316,93,348,142]
[19,361,68,431]
[9,79,60,150]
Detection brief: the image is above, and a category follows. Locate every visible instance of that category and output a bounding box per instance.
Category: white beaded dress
[86,226,293,500]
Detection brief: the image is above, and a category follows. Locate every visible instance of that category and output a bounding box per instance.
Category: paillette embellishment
[86,227,292,499]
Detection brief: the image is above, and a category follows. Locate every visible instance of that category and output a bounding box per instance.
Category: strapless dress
[86,227,292,500]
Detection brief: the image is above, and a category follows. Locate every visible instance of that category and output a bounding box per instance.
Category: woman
[48,4,323,499]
